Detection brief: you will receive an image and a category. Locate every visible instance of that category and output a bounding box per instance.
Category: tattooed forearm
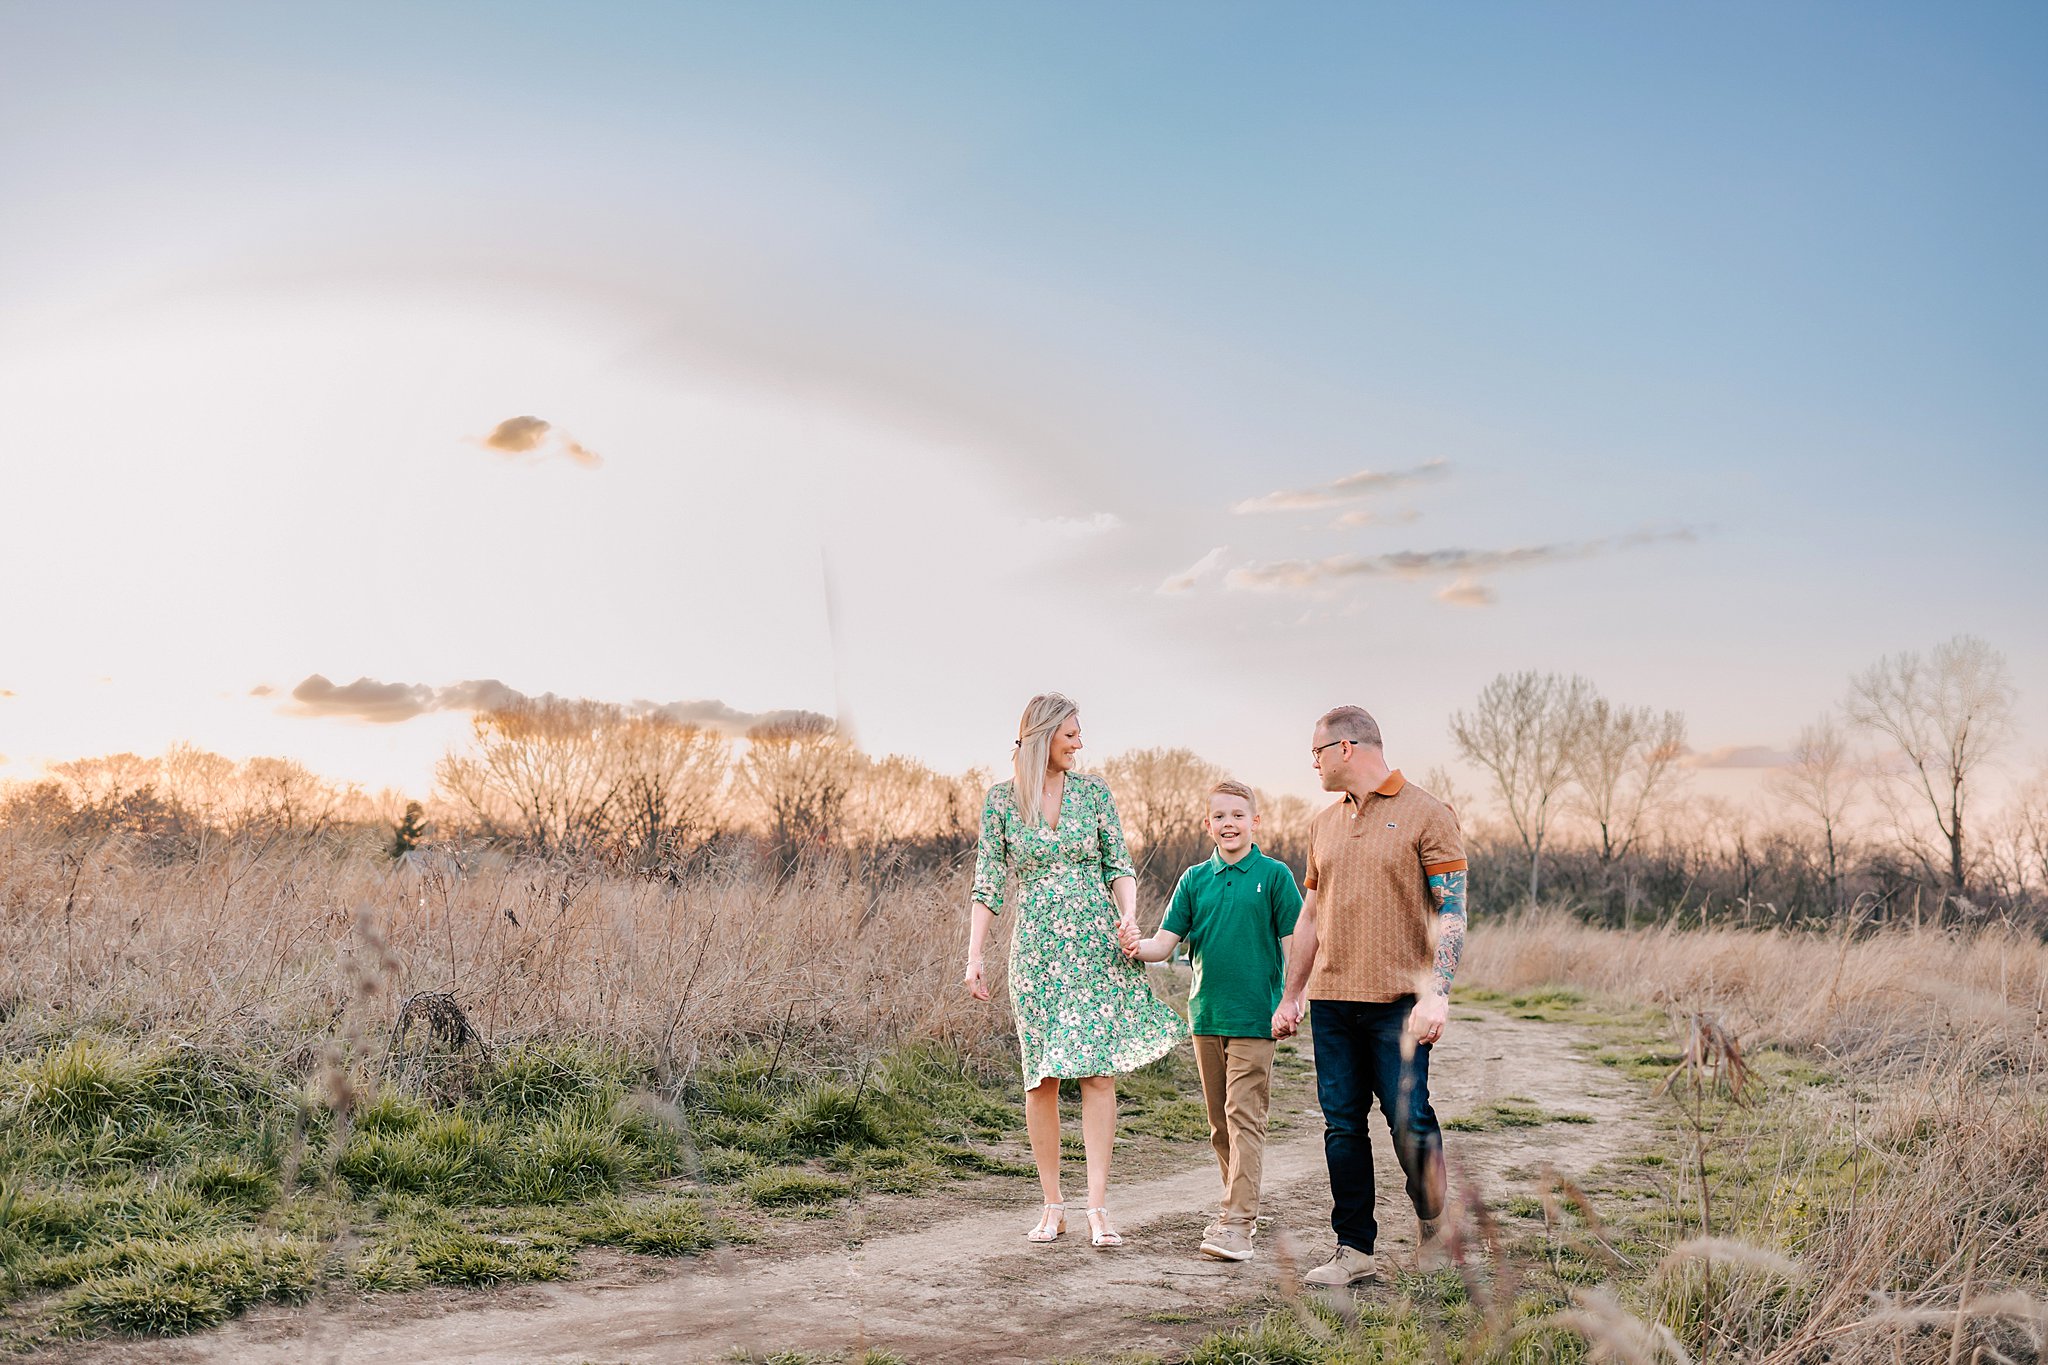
[1428,869,1467,997]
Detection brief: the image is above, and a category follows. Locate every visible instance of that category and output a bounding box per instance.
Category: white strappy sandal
[1026,1203,1066,1242]
[1086,1207,1123,1249]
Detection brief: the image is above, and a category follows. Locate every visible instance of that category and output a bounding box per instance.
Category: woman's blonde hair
[1012,692,1078,828]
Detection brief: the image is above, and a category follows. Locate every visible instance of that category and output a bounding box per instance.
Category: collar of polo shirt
[1205,843,1263,873]
[1342,770,1406,813]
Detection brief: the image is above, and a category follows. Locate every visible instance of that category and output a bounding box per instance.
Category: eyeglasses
[1311,740,1349,762]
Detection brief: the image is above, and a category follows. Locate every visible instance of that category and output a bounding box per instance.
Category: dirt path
[83,1009,1654,1365]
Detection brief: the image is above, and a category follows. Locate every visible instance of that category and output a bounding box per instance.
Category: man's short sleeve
[1304,818,1321,892]
[1161,870,1196,939]
[1419,799,1467,877]
[1270,861,1303,938]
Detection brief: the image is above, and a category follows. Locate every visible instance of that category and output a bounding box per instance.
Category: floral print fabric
[972,773,1187,1087]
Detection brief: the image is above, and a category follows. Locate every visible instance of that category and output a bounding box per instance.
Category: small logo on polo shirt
[1255,883,1263,893]
[1386,822,1398,830]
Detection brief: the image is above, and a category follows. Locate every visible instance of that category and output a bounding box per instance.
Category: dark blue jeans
[1311,997,1446,1254]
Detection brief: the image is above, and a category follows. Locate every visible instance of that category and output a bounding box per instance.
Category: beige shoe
[1302,1244,1381,1287]
[1200,1223,1255,1262]
[1415,1216,1451,1271]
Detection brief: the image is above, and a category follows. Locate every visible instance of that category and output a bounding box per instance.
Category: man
[1273,705,1468,1286]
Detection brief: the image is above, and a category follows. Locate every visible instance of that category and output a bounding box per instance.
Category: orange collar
[1343,769,1405,804]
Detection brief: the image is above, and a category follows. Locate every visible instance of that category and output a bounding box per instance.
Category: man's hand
[1272,995,1304,1040]
[1407,991,1449,1047]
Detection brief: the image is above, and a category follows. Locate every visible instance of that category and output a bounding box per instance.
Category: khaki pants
[1193,1034,1276,1225]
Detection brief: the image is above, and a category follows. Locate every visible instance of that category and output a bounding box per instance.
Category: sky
[2,1,2044,805]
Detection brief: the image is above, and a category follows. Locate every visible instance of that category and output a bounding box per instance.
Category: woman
[963,693,1187,1248]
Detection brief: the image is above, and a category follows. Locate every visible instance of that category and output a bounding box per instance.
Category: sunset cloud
[287,674,438,723]
[1158,546,1230,594]
[434,678,528,712]
[1333,507,1422,529]
[272,674,822,737]
[1436,578,1496,607]
[1231,458,1448,514]
[1226,527,1696,593]
[479,416,604,469]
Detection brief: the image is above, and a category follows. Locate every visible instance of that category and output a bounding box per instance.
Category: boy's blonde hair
[1207,779,1259,814]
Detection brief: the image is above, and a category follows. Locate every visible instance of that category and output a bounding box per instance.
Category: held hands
[1271,995,1304,1040]
[1116,916,1143,957]
[1115,910,1141,957]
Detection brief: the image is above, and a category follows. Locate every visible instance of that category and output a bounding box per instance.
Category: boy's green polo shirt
[1161,845,1303,1038]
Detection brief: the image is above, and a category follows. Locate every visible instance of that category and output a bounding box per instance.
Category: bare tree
[603,715,731,862]
[1763,717,1861,915]
[159,743,238,830]
[233,756,344,835]
[1101,747,1223,879]
[1449,671,1594,904]
[843,754,982,853]
[735,714,859,862]
[1846,635,2016,896]
[1569,699,1688,865]
[437,698,624,852]
[50,752,161,810]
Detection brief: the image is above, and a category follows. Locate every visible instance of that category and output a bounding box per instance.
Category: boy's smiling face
[1205,792,1258,855]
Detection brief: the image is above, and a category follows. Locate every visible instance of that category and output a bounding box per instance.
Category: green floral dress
[972,774,1187,1087]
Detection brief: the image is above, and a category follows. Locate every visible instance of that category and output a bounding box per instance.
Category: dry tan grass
[0,828,1008,1080]
[1465,912,2048,1365]
[1461,912,2048,1073]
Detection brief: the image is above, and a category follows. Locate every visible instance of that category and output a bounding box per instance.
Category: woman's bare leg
[1079,1074,1117,1211]
[1024,1077,1064,1213]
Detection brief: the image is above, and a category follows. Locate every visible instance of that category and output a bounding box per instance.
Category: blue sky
[1,1,2043,800]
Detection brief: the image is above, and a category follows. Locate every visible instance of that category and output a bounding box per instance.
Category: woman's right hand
[963,958,990,1001]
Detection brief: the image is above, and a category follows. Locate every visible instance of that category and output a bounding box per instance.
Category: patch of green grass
[1122,1097,1212,1143]
[52,1233,320,1336]
[2,1031,1038,1350]
[1445,1100,1593,1132]
[742,1168,850,1211]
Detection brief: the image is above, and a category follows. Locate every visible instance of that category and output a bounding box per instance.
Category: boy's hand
[1272,996,1303,1040]
[1117,919,1141,957]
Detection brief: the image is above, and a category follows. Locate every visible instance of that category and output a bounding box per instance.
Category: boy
[1120,779,1302,1261]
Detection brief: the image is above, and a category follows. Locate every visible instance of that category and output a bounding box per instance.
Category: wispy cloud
[1684,744,1794,770]
[1231,458,1448,514]
[1436,578,1495,607]
[1158,546,1230,594]
[1333,507,1421,529]
[479,415,604,469]
[287,675,438,723]
[1026,512,1123,539]
[1227,527,1696,593]
[273,674,822,736]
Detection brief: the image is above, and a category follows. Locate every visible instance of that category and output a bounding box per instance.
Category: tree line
[1446,634,2043,929]
[4,633,2039,930]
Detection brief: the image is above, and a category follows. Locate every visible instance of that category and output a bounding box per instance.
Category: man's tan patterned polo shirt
[1304,770,1467,1003]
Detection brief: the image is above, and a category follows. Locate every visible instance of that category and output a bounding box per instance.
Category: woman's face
[1048,715,1084,774]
